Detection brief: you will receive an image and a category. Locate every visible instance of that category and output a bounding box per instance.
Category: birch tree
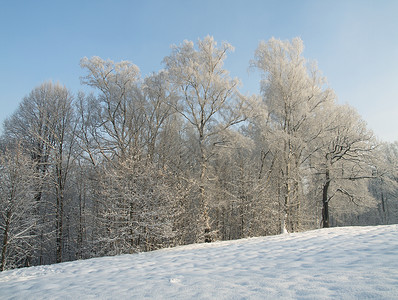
[163,36,248,242]
[80,56,142,160]
[142,71,176,162]
[252,37,335,232]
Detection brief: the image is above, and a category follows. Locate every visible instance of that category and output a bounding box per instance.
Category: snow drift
[1,225,397,299]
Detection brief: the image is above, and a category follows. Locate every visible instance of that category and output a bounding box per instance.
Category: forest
[1,36,397,271]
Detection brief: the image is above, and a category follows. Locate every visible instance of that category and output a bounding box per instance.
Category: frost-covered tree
[80,56,143,160]
[368,142,398,224]
[312,104,377,227]
[252,37,335,232]
[0,145,38,271]
[79,57,187,253]
[2,82,76,264]
[142,71,176,162]
[3,82,61,203]
[93,155,178,255]
[163,36,248,242]
[50,89,76,263]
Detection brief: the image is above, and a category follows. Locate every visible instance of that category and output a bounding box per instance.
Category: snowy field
[1,225,397,299]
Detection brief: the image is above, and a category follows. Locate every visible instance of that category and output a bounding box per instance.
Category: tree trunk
[322,169,331,228]
[380,188,388,224]
[283,160,291,233]
[199,127,211,243]
[56,184,64,263]
[1,211,11,271]
[200,159,211,243]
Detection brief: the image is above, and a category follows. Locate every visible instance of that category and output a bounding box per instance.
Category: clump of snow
[1,225,397,299]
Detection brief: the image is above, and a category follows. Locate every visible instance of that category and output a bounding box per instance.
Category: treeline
[1,36,397,271]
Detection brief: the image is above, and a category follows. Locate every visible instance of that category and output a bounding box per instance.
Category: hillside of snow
[1,225,397,299]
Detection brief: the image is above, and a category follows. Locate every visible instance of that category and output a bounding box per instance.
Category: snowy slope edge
[0,224,397,299]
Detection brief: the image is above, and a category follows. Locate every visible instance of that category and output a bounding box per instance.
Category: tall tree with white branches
[252,37,335,232]
[163,36,249,242]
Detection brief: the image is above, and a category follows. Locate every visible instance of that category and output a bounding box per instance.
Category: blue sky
[1,0,397,142]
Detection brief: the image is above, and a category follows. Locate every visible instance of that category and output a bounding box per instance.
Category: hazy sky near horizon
[1,0,397,142]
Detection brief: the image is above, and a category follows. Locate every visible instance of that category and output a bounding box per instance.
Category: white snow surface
[1,225,398,299]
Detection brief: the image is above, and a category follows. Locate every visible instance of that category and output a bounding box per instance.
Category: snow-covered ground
[1,225,397,299]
